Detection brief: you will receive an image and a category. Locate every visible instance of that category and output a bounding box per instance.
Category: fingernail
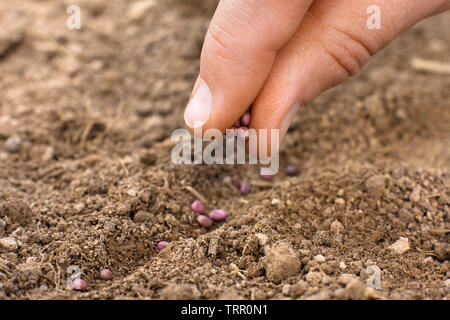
[279,102,300,141]
[184,79,212,128]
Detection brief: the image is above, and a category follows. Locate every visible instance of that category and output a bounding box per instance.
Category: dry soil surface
[0,0,449,299]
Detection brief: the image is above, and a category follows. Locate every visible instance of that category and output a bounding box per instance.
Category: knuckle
[206,20,240,62]
[322,25,374,78]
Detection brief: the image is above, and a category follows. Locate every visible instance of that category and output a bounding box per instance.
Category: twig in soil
[425,193,440,199]
[230,263,247,281]
[163,177,176,199]
[250,180,274,188]
[429,229,450,234]
[416,247,437,257]
[119,159,129,177]
[183,185,207,204]
[410,57,450,74]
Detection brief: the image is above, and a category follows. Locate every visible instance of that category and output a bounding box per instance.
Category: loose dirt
[0,0,448,299]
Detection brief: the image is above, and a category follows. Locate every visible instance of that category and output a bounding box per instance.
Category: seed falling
[208,209,228,221]
[240,182,251,195]
[157,241,169,251]
[285,164,299,176]
[197,215,213,228]
[100,269,113,280]
[72,279,87,291]
[191,200,205,214]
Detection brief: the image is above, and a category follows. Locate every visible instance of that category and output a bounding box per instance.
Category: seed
[233,120,241,128]
[285,164,299,176]
[100,269,113,280]
[240,182,251,195]
[231,175,241,189]
[197,215,213,228]
[240,112,251,126]
[72,279,87,291]
[191,200,205,214]
[157,241,169,251]
[260,173,275,181]
[208,209,228,221]
[4,136,22,154]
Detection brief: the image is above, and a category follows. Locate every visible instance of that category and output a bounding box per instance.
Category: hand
[184,0,450,145]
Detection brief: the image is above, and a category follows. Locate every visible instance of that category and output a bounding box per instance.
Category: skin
[184,0,450,152]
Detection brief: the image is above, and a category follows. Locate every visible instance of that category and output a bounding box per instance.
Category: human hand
[184,0,450,145]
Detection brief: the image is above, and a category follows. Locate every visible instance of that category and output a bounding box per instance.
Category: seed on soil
[260,173,274,182]
[197,215,213,228]
[100,269,113,280]
[285,164,299,176]
[208,209,228,221]
[157,241,169,251]
[4,136,22,153]
[239,182,251,195]
[72,279,87,291]
[231,175,241,189]
[190,200,205,214]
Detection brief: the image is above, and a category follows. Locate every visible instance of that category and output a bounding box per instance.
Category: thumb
[184,0,313,133]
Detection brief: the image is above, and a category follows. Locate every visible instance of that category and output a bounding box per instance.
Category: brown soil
[0,0,449,300]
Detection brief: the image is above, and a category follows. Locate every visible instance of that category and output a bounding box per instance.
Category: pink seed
[72,279,87,291]
[197,215,213,228]
[285,164,299,176]
[208,209,228,221]
[233,120,241,128]
[157,241,169,251]
[240,183,251,195]
[231,175,241,189]
[260,173,275,181]
[191,200,205,214]
[100,269,113,280]
[240,112,251,126]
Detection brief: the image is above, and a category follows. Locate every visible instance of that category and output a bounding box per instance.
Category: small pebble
[314,254,326,263]
[157,241,169,251]
[208,209,228,221]
[72,279,87,291]
[388,237,410,254]
[285,164,299,176]
[239,182,251,195]
[100,269,113,280]
[197,215,213,228]
[191,200,205,214]
[4,136,22,153]
[0,237,18,252]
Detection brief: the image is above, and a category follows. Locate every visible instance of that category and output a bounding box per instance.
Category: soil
[0,0,449,300]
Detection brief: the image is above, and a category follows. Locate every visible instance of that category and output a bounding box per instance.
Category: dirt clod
[263,241,301,283]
